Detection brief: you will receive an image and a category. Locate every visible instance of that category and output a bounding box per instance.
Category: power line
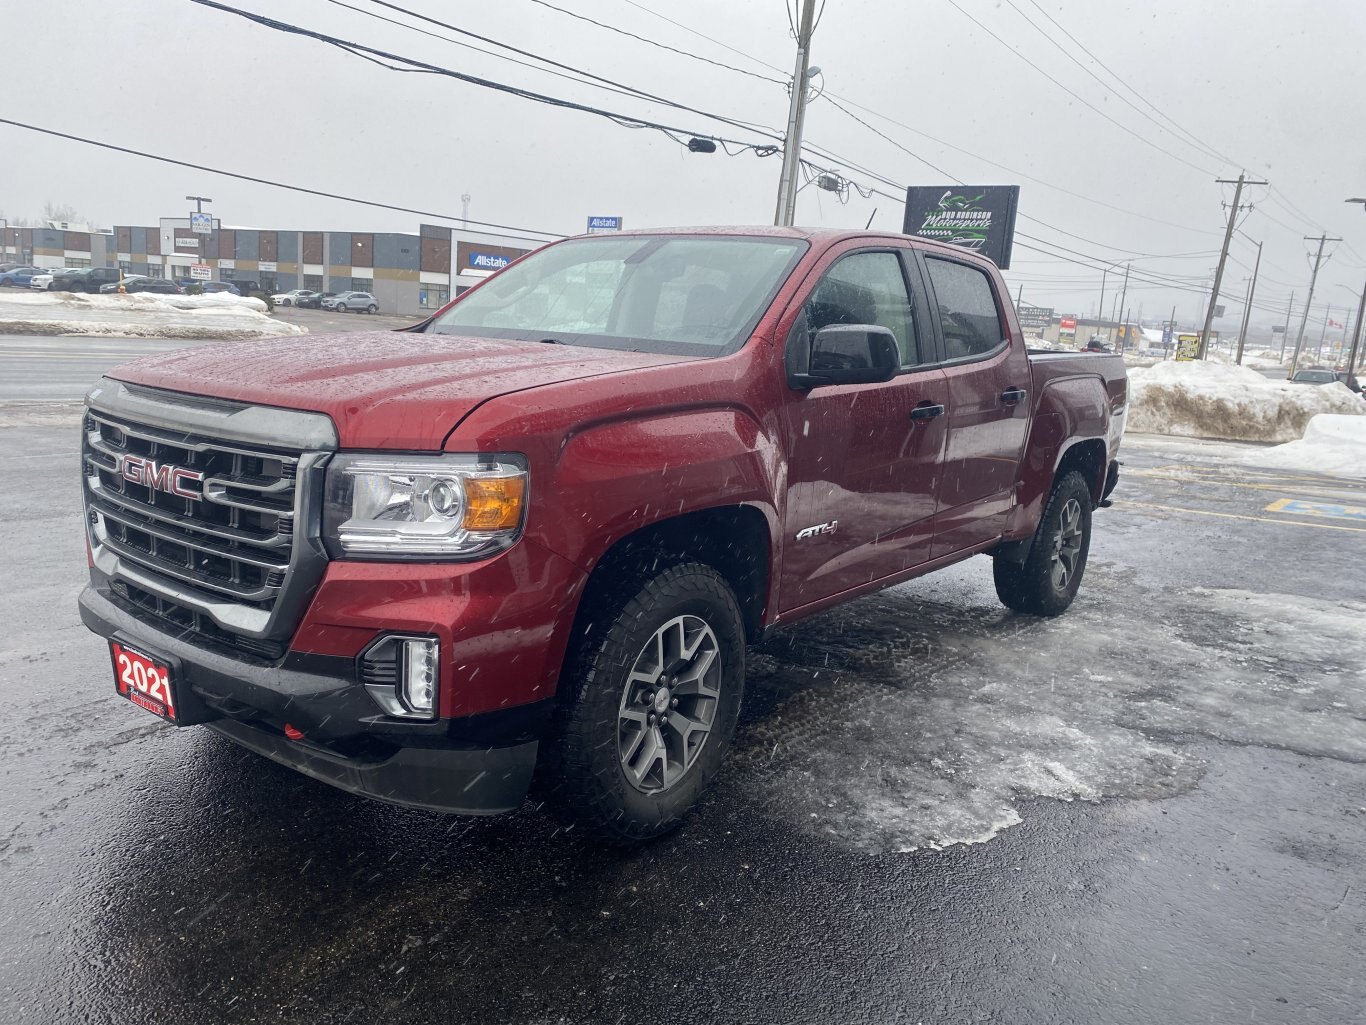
[617,0,788,76]
[189,0,784,152]
[0,117,566,242]
[1018,0,1238,168]
[524,0,785,85]
[939,0,1218,177]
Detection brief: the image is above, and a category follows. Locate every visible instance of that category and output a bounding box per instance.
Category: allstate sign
[586,216,622,234]
[468,251,511,270]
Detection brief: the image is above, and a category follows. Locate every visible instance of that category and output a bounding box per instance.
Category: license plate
[111,641,178,723]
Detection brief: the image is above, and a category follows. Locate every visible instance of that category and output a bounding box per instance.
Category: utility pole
[1097,267,1107,326]
[1199,172,1266,359]
[1317,304,1331,363]
[1166,304,1177,359]
[1288,234,1340,378]
[1280,291,1294,361]
[1348,279,1366,373]
[1115,263,1130,352]
[773,0,818,227]
[1016,283,1023,308]
[185,195,212,213]
[1234,240,1262,365]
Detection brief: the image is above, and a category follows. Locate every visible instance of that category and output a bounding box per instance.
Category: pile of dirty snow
[0,290,305,339]
[1247,414,1366,479]
[1126,359,1364,443]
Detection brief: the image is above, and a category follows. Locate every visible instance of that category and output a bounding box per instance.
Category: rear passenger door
[778,244,949,612]
[917,253,1031,558]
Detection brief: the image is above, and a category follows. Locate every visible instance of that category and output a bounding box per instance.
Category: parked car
[1289,368,1339,385]
[271,289,318,306]
[200,281,241,295]
[0,265,45,287]
[322,290,379,313]
[296,291,334,309]
[1083,337,1113,353]
[50,267,122,292]
[78,227,1127,843]
[98,275,182,295]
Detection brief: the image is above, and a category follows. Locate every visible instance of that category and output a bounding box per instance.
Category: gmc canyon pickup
[78,227,1126,842]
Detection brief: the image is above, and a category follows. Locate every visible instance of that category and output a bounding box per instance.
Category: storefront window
[350,277,374,293]
[304,274,324,291]
[420,287,450,309]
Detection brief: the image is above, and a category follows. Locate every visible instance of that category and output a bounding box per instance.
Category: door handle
[910,403,945,421]
[1001,387,1027,405]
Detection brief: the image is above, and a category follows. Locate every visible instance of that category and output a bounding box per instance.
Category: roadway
[2,336,1364,1024]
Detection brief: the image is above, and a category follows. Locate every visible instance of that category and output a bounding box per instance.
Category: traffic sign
[190,212,213,235]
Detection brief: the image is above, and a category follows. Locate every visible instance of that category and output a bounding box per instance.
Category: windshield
[429,234,807,355]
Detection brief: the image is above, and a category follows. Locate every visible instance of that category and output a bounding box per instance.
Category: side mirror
[790,324,900,389]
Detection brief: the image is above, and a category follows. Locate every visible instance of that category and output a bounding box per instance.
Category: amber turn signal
[462,475,527,531]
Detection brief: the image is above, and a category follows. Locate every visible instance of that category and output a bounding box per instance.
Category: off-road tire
[544,562,745,844]
[993,470,1093,616]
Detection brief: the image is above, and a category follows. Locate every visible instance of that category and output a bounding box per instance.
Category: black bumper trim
[80,584,543,813]
[207,718,536,815]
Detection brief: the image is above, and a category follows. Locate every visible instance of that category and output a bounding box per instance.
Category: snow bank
[1126,359,1364,443]
[0,291,305,339]
[1246,414,1366,479]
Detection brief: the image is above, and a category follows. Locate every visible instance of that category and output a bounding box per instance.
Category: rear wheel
[993,471,1093,617]
[366,304,377,314]
[545,562,745,844]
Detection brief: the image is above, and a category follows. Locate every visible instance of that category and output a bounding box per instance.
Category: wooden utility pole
[773,0,818,227]
[1199,172,1267,359]
[1234,241,1262,365]
[1115,263,1130,352]
[1288,234,1341,378]
[1346,280,1366,373]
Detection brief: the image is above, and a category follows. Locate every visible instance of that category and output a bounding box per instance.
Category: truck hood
[106,330,695,449]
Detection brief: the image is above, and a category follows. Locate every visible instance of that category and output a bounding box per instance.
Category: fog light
[359,635,439,720]
[401,638,439,718]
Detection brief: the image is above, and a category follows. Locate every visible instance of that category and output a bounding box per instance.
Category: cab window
[804,251,920,367]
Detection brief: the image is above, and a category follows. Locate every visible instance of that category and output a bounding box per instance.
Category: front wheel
[280,298,292,306]
[993,470,1093,616]
[545,562,746,844]
[336,303,348,313]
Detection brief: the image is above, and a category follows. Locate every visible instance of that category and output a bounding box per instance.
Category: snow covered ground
[0,291,306,340]
[1246,413,1366,479]
[1126,358,1364,443]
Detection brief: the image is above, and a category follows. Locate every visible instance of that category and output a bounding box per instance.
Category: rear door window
[923,257,1007,360]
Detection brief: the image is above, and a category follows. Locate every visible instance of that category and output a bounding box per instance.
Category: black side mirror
[790,324,900,389]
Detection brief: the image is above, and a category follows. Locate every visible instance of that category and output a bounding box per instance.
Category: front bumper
[79,583,540,814]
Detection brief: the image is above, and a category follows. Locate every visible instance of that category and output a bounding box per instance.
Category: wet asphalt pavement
[2,415,1365,1023]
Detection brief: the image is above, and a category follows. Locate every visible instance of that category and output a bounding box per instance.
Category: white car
[271,289,318,307]
[29,270,62,290]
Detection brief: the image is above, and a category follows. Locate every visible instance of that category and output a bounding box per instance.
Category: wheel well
[581,505,771,643]
[1055,439,1107,505]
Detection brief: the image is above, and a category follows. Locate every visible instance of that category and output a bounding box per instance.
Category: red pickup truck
[78,227,1126,842]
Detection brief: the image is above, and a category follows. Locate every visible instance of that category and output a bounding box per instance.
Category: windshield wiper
[538,337,568,345]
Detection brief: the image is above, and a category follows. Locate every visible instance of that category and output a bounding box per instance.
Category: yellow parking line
[1122,501,1366,534]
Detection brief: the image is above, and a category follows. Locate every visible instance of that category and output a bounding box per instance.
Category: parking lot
[1,327,1363,1025]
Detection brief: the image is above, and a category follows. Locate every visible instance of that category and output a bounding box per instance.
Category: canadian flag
[1328,318,1343,328]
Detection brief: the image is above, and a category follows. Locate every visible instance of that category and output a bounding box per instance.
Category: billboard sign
[903,185,1021,268]
[1016,304,1054,330]
[1176,333,1201,361]
[586,216,622,234]
[190,212,213,235]
[190,263,212,281]
[468,251,512,271]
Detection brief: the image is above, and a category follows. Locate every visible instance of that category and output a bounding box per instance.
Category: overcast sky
[6,0,1366,334]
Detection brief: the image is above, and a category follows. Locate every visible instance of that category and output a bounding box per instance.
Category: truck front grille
[81,392,333,655]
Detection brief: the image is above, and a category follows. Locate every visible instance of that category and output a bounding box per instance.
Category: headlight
[323,453,527,559]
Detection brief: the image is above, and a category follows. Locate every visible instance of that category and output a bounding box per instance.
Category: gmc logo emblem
[119,454,203,499]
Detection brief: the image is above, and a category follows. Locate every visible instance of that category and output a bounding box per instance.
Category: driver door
[778,246,949,613]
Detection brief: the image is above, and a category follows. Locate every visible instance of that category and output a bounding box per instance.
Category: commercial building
[2,217,550,316]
